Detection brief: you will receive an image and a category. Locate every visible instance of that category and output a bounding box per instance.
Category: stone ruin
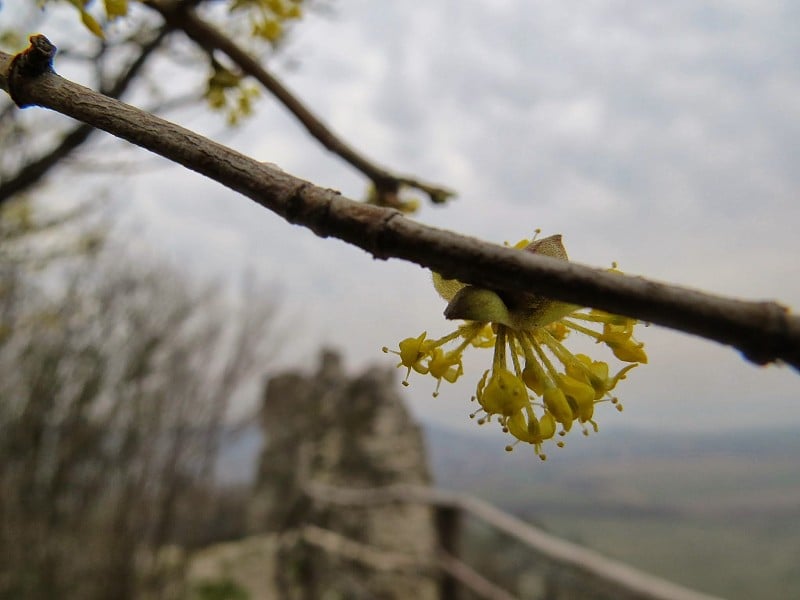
[196,349,440,599]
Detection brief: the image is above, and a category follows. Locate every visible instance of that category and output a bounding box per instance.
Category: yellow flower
[556,375,596,423]
[506,411,556,459]
[427,348,463,397]
[384,232,647,457]
[383,332,430,385]
[476,368,528,416]
[542,387,573,430]
[565,353,637,401]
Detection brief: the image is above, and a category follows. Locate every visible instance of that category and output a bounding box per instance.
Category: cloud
[66,0,798,433]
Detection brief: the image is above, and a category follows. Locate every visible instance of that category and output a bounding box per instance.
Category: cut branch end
[8,34,58,107]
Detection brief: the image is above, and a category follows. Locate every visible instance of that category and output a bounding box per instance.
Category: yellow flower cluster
[59,0,128,38]
[205,0,304,122]
[205,61,261,126]
[230,0,304,43]
[384,233,647,459]
[55,0,302,41]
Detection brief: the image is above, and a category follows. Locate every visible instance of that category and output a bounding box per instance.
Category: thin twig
[295,524,423,573]
[2,36,798,370]
[437,551,520,600]
[145,0,455,208]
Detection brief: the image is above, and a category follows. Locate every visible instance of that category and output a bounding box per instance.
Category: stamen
[562,319,603,340]
[568,312,625,324]
[532,337,561,382]
[518,331,539,364]
[493,325,508,370]
[519,331,555,395]
[506,331,524,377]
[429,328,469,347]
[538,328,580,371]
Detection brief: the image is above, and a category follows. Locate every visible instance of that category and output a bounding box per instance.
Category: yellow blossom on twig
[383,232,648,459]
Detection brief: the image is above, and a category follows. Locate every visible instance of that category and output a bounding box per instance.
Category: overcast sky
[9,1,800,438]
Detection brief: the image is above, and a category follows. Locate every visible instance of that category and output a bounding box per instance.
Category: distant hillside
[218,421,800,516]
[214,422,800,599]
[424,424,800,514]
[423,424,800,600]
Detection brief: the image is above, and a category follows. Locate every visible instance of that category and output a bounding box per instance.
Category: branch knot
[8,35,57,108]
[742,302,799,367]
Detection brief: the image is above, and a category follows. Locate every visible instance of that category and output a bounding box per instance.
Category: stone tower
[247,350,439,599]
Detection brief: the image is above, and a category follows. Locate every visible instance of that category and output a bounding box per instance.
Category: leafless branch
[0,230,281,596]
[436,551,520,600]
[292,524,423,573]
[2,36,798,370]
[0,27,169,204]
[145,0,455,208]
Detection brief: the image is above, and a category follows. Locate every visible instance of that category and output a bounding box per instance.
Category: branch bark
[2,36,799,371]
[144,0,454,208]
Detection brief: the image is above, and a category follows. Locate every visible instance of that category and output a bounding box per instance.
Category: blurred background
[1,0,798,598]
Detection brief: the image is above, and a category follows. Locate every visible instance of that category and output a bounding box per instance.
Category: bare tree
[0,15,169,203]
[0,211,280,599]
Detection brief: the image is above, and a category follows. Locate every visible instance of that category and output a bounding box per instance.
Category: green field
[540,513,800,600]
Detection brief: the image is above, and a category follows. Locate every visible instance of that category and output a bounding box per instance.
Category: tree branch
[0,28,169,204]
[145,0,455,208]
[2,36,798,371]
